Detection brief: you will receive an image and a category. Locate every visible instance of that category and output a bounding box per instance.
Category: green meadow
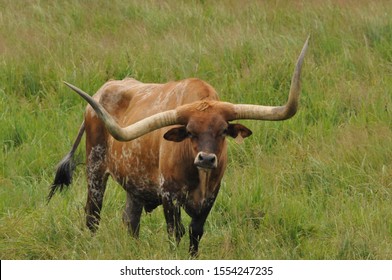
[0,0,391,259]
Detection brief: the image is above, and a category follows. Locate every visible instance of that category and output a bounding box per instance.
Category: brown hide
[86,78,229,213]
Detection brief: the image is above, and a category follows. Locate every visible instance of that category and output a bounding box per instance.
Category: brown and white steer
[48,37,309,256]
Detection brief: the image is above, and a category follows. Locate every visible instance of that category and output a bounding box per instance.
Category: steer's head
[163,102,252,170]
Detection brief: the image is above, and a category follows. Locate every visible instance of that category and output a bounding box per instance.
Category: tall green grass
[1,0,391,259]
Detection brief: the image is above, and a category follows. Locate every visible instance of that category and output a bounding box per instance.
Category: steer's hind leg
[85,145,109,232]
[123,192,144,237]
[85,173,109,231]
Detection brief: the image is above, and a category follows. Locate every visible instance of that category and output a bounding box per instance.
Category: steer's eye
[220,128,228,137]
[187,131,196,139]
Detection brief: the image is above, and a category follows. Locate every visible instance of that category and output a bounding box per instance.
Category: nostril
[194,152,218,169]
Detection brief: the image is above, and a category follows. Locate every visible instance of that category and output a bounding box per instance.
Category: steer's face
[164,112,252,170]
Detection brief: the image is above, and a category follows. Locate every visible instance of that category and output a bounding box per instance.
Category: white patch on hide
[87,144,106,201]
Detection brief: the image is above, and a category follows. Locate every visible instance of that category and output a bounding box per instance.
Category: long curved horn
[232,35,309,121]
[65,37,308,141]
[63,82,180,141]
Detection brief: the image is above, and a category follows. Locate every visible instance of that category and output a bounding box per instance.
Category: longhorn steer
[48,37,309,256]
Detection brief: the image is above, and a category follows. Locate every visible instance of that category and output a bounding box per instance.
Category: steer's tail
[47,121,85,202]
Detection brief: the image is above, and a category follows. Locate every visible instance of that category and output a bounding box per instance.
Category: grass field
[1,0,391,259]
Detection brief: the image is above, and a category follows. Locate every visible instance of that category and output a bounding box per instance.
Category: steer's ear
[227,123,252,144]
[164,126,188,142]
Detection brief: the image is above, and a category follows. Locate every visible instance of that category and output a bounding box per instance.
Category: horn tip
[302,35,310,51]
[304,35,310,49]
[297,35,310,64]
[63,81,76,91]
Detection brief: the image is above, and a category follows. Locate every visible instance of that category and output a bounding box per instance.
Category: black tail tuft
[47,121,85,203]
[47,152,76,202]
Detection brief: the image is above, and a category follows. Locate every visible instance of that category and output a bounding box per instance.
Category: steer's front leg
[123,192,144,237]
[188,212,210,258]
[162,196,185,245]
